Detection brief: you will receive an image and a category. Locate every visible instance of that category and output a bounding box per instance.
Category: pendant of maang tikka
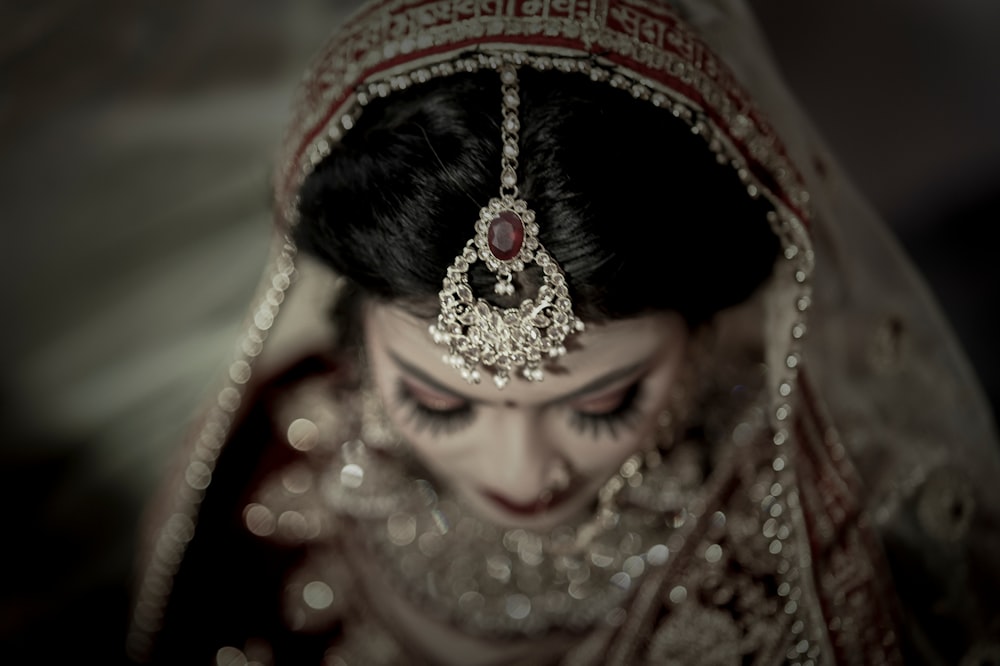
[430,64,584,389]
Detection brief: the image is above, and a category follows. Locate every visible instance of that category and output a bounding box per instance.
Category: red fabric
[274,0,809,228]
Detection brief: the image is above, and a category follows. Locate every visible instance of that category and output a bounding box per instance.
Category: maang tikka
[429,64,584,389]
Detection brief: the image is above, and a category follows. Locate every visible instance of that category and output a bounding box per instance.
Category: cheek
[398,430,442,461]
[558,412,656,473]
[561,367,679,472]
[383,402,486,470]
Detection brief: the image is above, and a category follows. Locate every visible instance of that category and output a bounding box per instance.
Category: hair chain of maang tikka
[429,64,584,389]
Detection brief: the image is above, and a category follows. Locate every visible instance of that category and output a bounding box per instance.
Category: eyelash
[567,381,643,439]
[394,381,474,435]
[393,379,644,439]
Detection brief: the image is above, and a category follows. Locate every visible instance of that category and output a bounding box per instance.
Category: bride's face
[364,303,690,532]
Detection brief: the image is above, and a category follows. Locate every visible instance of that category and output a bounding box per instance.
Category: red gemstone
[487,211,524,261]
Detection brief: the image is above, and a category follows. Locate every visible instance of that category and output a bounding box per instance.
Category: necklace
[317,402,716,638]
[245,365,828,664]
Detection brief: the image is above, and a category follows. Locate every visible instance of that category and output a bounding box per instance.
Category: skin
[363,302,691,533]
[356,301,692,664]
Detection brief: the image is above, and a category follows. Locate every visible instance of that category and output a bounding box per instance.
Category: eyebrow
[387,350,647,406]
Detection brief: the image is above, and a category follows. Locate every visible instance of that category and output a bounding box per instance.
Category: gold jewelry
[133,2,826,659]
[429,64,584,389]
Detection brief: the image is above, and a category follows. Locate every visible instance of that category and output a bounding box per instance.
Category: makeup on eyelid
[393,370,647,439]
[364,303,690,528]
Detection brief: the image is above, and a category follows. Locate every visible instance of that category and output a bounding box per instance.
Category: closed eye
[568,381,643,438]
[394,378,474,434]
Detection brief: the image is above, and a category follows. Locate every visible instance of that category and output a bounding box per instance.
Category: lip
[481,481,578,518]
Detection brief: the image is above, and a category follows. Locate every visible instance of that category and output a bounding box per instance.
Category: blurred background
[1,1,997,662]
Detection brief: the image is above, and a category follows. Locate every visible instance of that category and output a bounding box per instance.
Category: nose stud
[538,460,572,505]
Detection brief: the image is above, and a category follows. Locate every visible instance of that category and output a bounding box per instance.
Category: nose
[478,409,557,505]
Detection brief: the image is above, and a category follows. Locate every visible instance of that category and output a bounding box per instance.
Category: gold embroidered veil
[126,0,1000,663]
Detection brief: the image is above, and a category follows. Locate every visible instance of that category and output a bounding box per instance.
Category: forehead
[365,304,686,402]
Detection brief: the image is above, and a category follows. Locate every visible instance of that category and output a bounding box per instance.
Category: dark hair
[295,67,780,328]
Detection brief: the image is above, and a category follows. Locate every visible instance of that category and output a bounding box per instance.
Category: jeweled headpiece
[428,64,584,389]
[129,2,831,661]
[260,0,819,433]
[270,1,813,393]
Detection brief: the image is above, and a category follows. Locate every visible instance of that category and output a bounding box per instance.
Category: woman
[126,0,1000,664]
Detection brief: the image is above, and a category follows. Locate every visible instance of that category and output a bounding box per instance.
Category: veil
[676,0,1000,657]
[127,0,1000,662]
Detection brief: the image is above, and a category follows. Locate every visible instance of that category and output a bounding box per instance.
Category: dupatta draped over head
[127,1,1000,664]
